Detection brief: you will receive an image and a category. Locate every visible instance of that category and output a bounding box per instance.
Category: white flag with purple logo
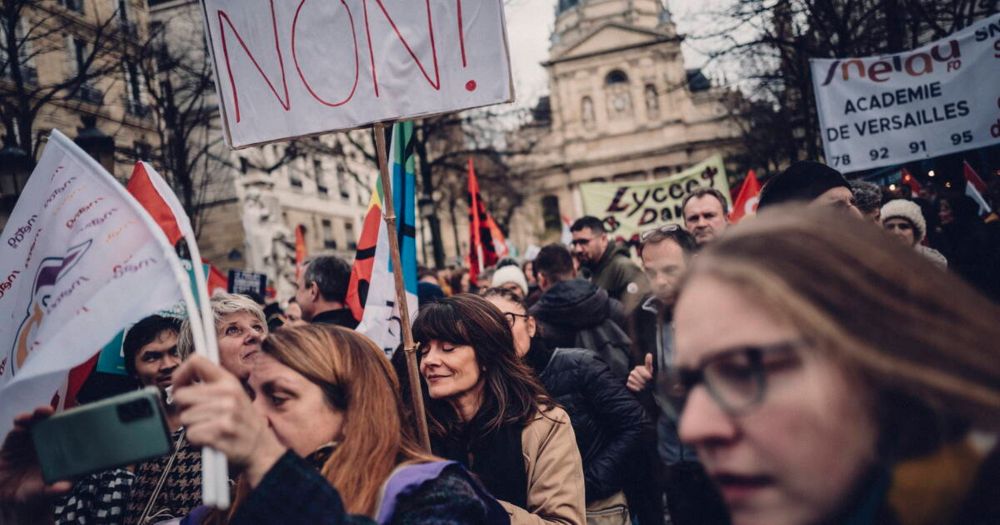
[0,130,194,439]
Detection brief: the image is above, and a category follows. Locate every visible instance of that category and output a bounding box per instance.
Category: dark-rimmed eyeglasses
[666,340,804,416]
[639,224,683,242]
[502,312,530,327]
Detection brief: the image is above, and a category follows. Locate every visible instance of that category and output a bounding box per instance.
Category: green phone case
[31,387,173,483]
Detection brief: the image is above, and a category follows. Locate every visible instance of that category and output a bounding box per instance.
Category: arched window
[605,69,628,85]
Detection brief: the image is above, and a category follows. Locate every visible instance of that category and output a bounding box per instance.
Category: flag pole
[373,121,431,451]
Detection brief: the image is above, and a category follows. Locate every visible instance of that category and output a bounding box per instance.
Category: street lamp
[0,136,34,224]
[418,194,446,268]
[74,116,116,173]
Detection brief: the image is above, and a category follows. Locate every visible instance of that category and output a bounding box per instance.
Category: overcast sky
[503,0,732,108]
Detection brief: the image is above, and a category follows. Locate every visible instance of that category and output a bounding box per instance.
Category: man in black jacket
[295,256,359,329]
[484,287,644,521]
[529,244,631,381]
[627,225,729,525]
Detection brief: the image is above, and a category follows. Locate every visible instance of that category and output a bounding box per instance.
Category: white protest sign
[0,131,193,439]
[200,0,514,148]
[811,14,1000,173]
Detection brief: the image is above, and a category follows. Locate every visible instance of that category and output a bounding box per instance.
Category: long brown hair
[412,294,553,441]
[210,325,434,522]
[682,205,1000,455]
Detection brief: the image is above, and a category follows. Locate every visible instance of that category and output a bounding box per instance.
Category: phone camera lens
[117,399,153,422]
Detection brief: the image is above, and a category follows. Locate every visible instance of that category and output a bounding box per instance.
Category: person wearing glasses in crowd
[569,216,649,316]
[625,225,729,525]
[482,287,644,525]
[681,188,731,247]
[670,205,1000,525]
[414,294,587,525]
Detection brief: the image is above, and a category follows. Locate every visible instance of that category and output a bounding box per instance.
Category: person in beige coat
[413,294,586,525]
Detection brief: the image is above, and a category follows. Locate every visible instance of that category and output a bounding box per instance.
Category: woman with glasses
[670,205,1000,525]
[482,287,643,525]
[413,294,587,525]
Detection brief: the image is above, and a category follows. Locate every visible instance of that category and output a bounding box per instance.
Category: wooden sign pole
[372,121,431,451]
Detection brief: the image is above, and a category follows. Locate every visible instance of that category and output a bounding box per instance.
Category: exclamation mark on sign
[457,0,476,91]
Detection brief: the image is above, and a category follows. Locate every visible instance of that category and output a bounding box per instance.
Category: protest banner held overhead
[811,13,1000,172]
[579,155,731,241]
[0,132,198,439]
[200,0,514,148]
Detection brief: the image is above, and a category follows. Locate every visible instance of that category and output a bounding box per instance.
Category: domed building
[507,0,742,246]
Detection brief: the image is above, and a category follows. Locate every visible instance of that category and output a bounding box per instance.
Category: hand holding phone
[0,406,73,505]
[30,388,172,484]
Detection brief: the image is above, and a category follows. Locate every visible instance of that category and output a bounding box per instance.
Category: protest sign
[0,132,197,439]
[579,155,731,240]
[200,0,514,148]
[811,13,1000,172]
[228,269,267,299]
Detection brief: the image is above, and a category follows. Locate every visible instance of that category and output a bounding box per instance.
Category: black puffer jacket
[524,338,646,503]
[530,279,628,372]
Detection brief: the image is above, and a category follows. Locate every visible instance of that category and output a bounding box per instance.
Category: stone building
[1,0,161,228]
[506,0,742,248]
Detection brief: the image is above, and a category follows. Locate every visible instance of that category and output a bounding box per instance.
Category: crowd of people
[1,159,999,525]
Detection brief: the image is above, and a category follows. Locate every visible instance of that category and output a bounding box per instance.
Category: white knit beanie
[491,265,529,295]
[880,199,926,243]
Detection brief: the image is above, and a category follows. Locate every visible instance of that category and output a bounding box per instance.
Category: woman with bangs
[668,205,1000,525]
[413,295,586,525]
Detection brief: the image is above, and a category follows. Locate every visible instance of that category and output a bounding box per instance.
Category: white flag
[0,131,193,439]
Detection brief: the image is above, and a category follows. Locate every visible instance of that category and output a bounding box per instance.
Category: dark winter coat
[585,242,649,315]
[529,279,630,379]
[524,339,645,503]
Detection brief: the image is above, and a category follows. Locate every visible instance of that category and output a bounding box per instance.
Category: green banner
[580,155,731,240]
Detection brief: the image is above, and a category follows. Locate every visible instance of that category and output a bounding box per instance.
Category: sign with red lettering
[579,155,730,241]
[201,0,514,148]
[811,13,1000,172]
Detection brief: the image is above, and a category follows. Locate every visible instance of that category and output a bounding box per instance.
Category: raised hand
[172,355,286,488]
[0,407,73,505]
[626,353,654,393]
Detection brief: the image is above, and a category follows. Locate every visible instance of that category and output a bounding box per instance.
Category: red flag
[900,168,922,194]
[208,264,228,295]
[126,162,184,246]
[729,170,762,223]
[963,161,992,214]
[468,158,500,284]
[295,224,307,280]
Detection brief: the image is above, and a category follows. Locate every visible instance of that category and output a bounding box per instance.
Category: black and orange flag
[467,158,507,284]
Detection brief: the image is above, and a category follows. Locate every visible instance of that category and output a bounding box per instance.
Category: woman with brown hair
[413,295,586,525]
[670,205,1000,525]
[170,324,508,524]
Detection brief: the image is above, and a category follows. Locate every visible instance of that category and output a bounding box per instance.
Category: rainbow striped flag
[346,122,418,356]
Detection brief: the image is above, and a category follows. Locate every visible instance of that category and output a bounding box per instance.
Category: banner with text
[580,155,731,241]
[0,131,191,439]
[811,13,1000,172]
[200,0,514,148]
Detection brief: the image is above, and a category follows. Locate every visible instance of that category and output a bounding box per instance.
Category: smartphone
[31,387,173,483]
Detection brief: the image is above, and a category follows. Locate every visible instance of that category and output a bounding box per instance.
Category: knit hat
[880,199,926,243]
[758,161,850,210]
[491,265,529,295]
